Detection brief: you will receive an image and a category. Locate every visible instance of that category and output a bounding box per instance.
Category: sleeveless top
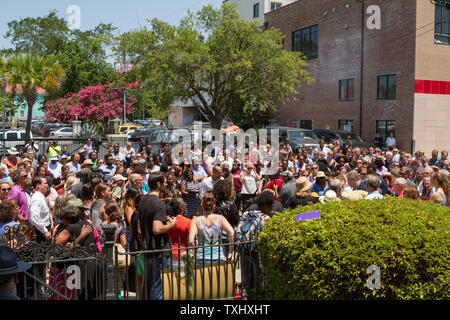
[195,216,224,261]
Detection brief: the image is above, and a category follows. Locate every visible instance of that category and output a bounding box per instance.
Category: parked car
[118,124,143,135]
[41,123,68,137]
[50,127,73,138]
[0,130,33,155]
[313,129,372,149]
[265,126,320,149]
[145,119,165,127]
[31,121,47,135]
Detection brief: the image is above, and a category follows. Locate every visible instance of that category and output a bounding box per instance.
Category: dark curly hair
[212,179,232,202]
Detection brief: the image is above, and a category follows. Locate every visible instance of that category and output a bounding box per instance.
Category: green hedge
[258,197,450,299]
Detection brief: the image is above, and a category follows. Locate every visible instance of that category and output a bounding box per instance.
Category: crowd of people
[0,134,449,300]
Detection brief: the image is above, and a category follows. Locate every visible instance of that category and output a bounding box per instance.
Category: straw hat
[316,171,326,179]
[341,190,368,200]
[7,147,19,155]
[81,159,94,168]
[295,177,312,196]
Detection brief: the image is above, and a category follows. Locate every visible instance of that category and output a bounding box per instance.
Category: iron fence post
[103,224,117,300]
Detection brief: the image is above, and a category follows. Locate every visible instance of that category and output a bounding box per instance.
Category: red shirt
[265,179,283,193]
[232,170,242,192]
[168,216,191,259]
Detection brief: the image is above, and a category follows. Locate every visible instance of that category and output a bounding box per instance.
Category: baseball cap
[281,171,294,179]
[113,174,128,182]
[65,198,89,211]
[50,154,59,161]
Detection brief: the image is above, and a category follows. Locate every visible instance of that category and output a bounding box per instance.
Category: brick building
[265,0,450,155]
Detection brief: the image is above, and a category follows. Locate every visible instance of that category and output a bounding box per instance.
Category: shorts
[136,254,145,275]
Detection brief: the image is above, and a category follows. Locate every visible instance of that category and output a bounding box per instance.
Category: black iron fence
[0,138,110,160]
[0,225,264,300]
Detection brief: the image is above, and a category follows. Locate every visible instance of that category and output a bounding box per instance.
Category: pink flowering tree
[45,83,136,126]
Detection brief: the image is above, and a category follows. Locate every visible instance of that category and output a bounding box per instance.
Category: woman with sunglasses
[0,182,11,204]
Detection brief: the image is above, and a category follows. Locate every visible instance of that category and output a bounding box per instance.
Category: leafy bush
[258,198,450,299]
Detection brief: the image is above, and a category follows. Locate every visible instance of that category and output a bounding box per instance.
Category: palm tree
[1,53,66,139]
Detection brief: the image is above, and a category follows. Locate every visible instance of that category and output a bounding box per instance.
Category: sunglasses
[1,188,11,192]
[21,175,28,178]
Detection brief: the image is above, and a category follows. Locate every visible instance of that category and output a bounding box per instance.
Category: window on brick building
[377,75,396,100]
[300,120,312,130]
[435,1,450,44]
[339,79,355,101]
[271,2,282,11]
[338,120,354,132]
[292,25,319,60]
[376,120,396,141]
[254,3,260,18]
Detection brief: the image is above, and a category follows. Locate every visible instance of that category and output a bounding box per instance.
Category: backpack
[235,211,264,252]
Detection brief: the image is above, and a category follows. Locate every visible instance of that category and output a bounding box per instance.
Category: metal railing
[0,138,110,160]
[1,225,264,300]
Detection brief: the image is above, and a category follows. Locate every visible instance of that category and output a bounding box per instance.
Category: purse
[113,243,127,268]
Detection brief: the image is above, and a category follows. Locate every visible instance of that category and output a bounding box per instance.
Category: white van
[0,130,34,154]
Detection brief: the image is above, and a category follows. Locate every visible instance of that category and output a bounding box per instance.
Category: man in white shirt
[66,152,81,174]
[314,139,331,157]
[48,154,62,179]
[192,160,208,182]
[199,165,223,199]
[29,177,51,243]
[365,174,384,200]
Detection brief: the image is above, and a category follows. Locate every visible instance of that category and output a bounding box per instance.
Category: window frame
[377,74,397,100]
[292,25,319,60]
[376,120,396,141]
[253,3,260,18]
[338,120,355,132]
[435,2,450,44]
[339,79,355,101]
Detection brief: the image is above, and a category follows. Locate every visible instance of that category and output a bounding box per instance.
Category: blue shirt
[0,221,18,237]
[312,182,328,196]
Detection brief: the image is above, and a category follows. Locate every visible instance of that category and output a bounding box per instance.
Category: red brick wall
[265,0,416,152]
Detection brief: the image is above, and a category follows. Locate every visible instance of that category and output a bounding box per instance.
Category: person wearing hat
[48,141,62,162]
[48,154,63,179]
[0,245,32,300]
[81,159,94,170]
[112,174,127,203]
[287,177,318,209]
[311,171,328,196]
[2,148,21,170]
[319,190,341,204]
[277,171,296,209]
[59,154,68,166]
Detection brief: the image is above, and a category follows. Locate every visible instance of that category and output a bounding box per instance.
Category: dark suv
[313,129,372,149]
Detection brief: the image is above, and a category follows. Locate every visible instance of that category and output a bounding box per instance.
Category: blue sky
[0,0,224,50]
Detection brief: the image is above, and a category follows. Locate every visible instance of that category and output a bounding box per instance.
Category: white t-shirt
[241,172,258,195]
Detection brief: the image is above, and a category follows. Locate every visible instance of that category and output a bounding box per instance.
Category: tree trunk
[25,96,36,141]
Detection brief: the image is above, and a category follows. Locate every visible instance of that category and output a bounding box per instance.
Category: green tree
[114,3,312,128]
[1,53,66,139]
[3,11,116,103]
[113,28,174,120]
